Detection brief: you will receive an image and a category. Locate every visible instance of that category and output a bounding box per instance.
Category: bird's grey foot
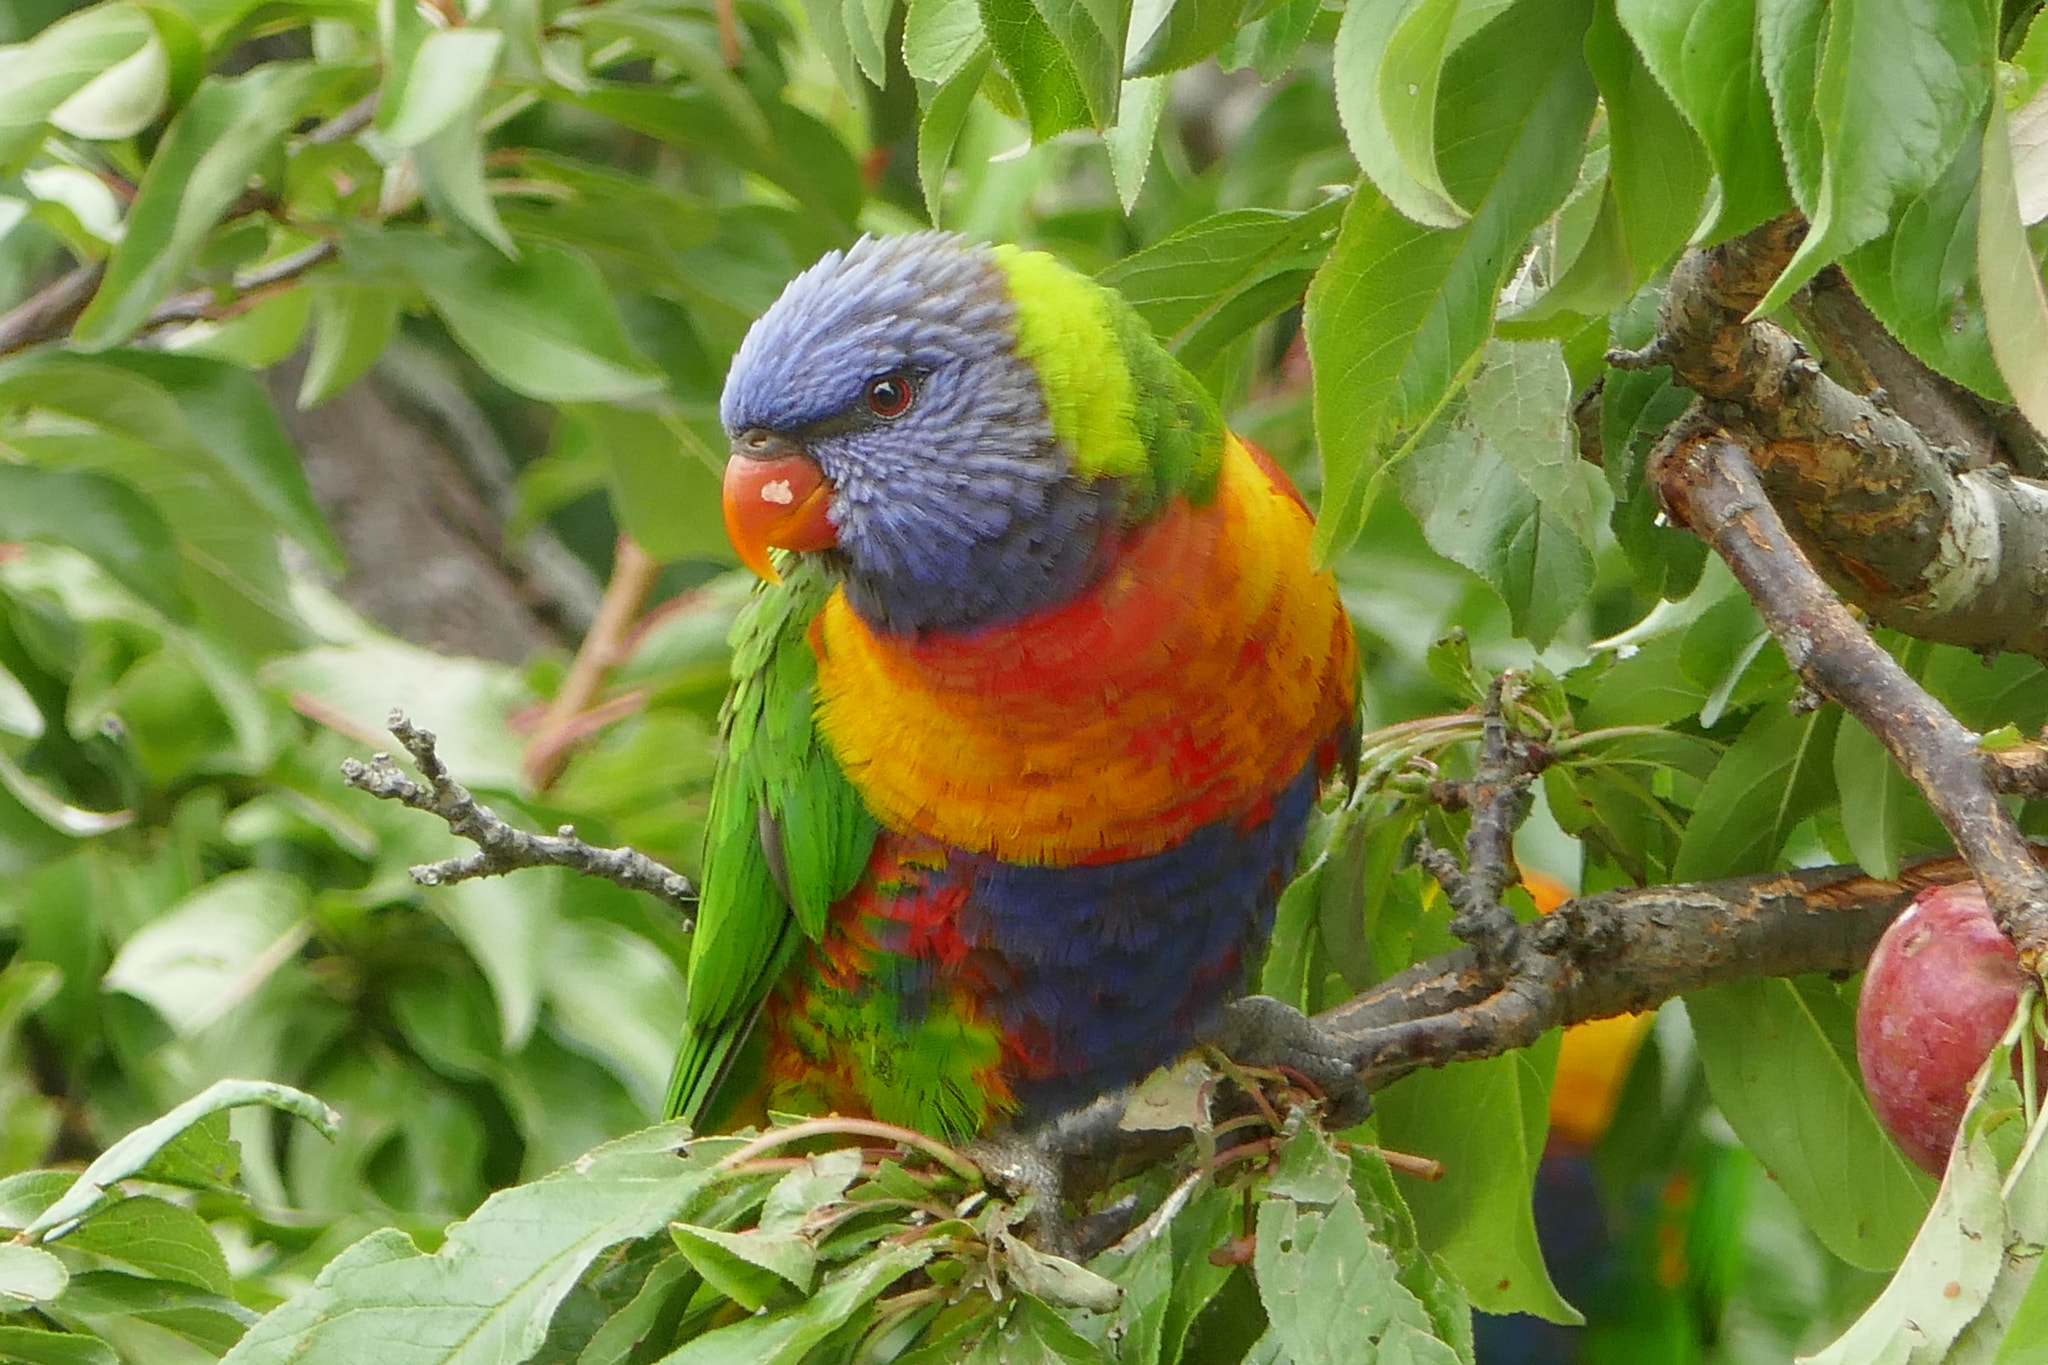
[965,1132,1075,1258]
[1213,994,1372,1127]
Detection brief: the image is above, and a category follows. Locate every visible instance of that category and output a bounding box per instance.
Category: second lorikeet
[666,233,1359,1140]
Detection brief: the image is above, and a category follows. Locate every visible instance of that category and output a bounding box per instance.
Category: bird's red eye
[866,374,914,419]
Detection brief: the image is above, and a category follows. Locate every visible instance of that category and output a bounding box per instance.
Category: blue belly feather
[862,754,1324,1118]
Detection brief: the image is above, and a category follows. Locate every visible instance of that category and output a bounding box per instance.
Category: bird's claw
[965,1132,1076,1258]
[1214,995,1372,1127]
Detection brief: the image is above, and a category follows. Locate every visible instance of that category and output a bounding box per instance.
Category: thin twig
[147,239,341,326]
[340,711,697,917]
[522,536,662,791]
[713,0,744,66]
[308,92,379,145]
[0,264,105,359]
[720,1117,983,1186]
[1416,675,1545,964]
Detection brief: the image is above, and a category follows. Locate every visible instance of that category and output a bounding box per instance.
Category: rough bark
[1653,427,2048,969]
[269,349,600,663]
[1620,216,2048,661]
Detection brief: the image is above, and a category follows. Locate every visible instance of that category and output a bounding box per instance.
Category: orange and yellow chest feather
[809,435,1357,866]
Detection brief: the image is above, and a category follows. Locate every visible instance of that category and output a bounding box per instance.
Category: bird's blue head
[718,233,1116,635]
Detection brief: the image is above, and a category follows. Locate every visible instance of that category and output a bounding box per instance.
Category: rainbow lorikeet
[665,233,1359,1140]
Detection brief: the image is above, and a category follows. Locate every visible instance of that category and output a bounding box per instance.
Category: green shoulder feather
[663,557,880,1126]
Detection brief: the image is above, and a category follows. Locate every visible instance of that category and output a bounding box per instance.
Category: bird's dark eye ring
[865,374,915,419]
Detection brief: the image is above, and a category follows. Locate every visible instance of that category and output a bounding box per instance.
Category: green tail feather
[667,560,879,1128]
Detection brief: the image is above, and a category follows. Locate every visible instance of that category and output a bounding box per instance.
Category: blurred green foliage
[2,0,2048,1358]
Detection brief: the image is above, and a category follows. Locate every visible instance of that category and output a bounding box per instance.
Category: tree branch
[1045,854,1969,1196]
[1416,674,1545,965]
[1652,425,2048,969]
[340,711,696,919]
[1611,215,2048,661]
[0,240,340,359]
[521,537,661,791]
[0,264,104,359]
[146,239,340,327]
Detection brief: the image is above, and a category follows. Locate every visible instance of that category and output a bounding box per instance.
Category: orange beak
[722,433,838,583]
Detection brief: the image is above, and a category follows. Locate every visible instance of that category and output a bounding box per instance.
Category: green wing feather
[663,557,880,1125]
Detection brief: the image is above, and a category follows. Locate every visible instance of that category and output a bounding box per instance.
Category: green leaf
[415,104,516,256]
[1253,1190,1467,1363]
[436,872,556,1053]
[961,1297,1106,1365]
[0,1326,115,1365]
[1671,702,1839,882]
[1332,0,1466,229]
[0,1248,66,1311]
[978,0,1122,138]
[1686,975,1935,1270]
[1397,418,1595,650]
[559,403,733,565]
[261,637,534,789]
[563,9,771,147]
[103,869,310,1036]
[47,19,167,142]
[220,1124,718,1365]
[1754,0,1999,314]
[1307,0,1597,563]
[657,1243,933,1365]
[541,917,687,1113]
[1125,0,1248,77]
[50,1197,231,1296]
[998,1234,1121,1314]
[917,49,991,225]
[572,1253,693,1365]
[1982,92,2048,433]
[0,465,185,620]
[0,4,156,172]
[1104,74,1168,212]
[794,0,866,100]
[27,1080,338,1240]
[170,287,313,369]
[298,283,403,408]
[1100,199,1345,358]
[669,1225,815,1309]
[0,1176,73,1236]
[1217,0,1319,80]
[1614,0,1790,241]
[1348,1150,1475,1360]
[571,86,861,231]
[380,29,502,147]
[44,1270,256,1355]
[759,1150,863,1235]
[98,350,346,574]
[904,0,986,83]
[1757,0,1823,211]
[1841,120,2006,400]
[1834,716,1907,880]
[847,0,898,86]
[361,230,664,402]
[493,152,718,285]
[1585,0,1710,277]
[1464,339,1602,543]
[137,1112,241,1192]
[1266,1118,1352,1205]
[0,354,315,650]
[72,63,337,349]
[1803,1099,2004,1362]
[1370,1033,1579,1322]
